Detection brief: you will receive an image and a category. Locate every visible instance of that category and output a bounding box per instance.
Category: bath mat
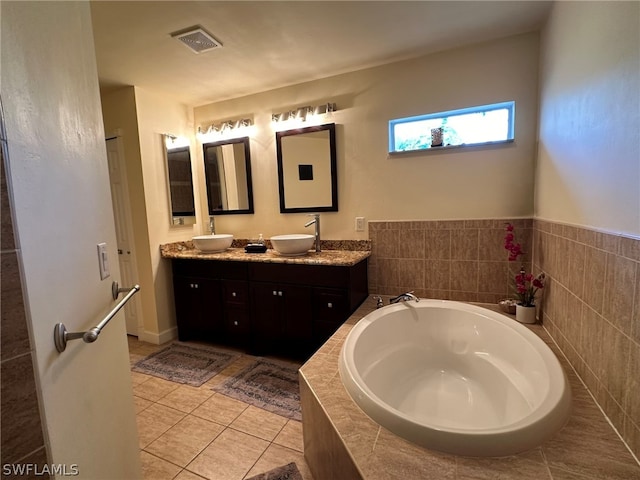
[132,342,239,387]
[246,462,302,480]
[212,358,302,421]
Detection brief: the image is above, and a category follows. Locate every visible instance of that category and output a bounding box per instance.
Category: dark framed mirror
[276,123,337,213]
[202,136,254,215]
[164,136,196,226]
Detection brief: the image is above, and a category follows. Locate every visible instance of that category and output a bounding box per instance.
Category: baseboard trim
[137,326,178,345]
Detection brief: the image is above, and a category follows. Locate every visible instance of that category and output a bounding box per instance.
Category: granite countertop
[160,240,371,267]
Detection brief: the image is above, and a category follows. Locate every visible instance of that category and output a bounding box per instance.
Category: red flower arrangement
[504,223,545,307]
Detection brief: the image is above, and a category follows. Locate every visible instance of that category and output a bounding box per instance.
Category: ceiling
[91,1,552,107]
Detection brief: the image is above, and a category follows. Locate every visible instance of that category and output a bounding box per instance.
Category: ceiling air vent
[172,27,222,54]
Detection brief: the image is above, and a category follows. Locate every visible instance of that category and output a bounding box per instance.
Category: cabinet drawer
[249,263,349,288]
[312,288,349,324]
[225,309,250,335]
[223,281,249,305]
[173,259,248,280]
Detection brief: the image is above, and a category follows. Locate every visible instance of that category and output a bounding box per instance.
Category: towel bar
[54,282,140,353]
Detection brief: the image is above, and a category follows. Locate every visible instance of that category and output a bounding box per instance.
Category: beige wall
[133,87,199,339]
[102,87,199,342]
[2,3,141,477]
[535,1,640,237]
[194,32,540,240]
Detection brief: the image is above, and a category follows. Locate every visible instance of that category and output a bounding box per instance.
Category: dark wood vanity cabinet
[173,276,223,341]
[172,260,249,344]
[171,257,368,358]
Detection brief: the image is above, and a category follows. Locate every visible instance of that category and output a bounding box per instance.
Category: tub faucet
[389,291,420,304]
[304,213,321,252]
[209,216,215,234]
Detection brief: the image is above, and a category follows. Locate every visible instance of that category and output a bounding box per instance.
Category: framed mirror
[164,136,196,226]
[276,123,337,213]
[202,136,254,215]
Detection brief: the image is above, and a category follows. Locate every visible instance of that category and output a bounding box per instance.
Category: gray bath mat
[246,462,303,480]
[213,358,302,421]
[132,342,239,387]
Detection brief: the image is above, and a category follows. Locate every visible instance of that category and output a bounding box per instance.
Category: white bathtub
[338,300,571,457]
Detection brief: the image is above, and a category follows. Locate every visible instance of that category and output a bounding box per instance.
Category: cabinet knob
[194,284,198,289]
[234,321,238,326]
[328,302,333,308]
[232,292,237,297]
[278,291,283,297]
[273,290,278,296]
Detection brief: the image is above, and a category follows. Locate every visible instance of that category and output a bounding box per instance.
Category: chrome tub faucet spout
[389,291,420,304]
[209,216,215,234]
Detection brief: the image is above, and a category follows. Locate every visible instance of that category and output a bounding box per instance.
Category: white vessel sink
[270,234,315,256]
[192,234,233,253]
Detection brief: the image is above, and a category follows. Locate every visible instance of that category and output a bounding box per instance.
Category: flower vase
[515,304,537,324]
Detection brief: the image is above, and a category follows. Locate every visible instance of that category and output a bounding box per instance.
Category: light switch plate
[97,243,110,280]
[355,217,365,232]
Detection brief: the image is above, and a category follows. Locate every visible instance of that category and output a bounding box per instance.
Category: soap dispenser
[245,233,267,253]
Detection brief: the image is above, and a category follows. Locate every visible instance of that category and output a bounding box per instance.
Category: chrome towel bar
[54,282,140,353]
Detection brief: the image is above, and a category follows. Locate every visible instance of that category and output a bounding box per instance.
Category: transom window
[389,101,515,153]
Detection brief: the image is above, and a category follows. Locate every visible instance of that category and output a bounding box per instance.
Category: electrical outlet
[355,217,365,232]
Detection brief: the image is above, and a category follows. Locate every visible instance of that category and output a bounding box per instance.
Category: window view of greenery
[389,102,514,153]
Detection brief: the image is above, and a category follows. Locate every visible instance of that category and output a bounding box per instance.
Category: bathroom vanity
[162,244,369,359]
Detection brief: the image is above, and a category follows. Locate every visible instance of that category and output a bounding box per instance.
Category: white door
[106,136,141,336]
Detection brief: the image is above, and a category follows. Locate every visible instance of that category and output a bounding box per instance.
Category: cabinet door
[173,276,223,341]
[313,288,349,343]
[250,282,283,341]
[281,284,313,342]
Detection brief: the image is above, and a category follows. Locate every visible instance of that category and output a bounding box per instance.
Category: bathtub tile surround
[300,297,640,479]
[534,219,640,460]
[369,219,533,302]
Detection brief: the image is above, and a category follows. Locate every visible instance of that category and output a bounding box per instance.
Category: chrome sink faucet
[304,214,321,252]
[389,291,420,304]
[209,216,215,234]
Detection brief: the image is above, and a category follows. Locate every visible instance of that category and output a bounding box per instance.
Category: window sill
[388,139,514,156]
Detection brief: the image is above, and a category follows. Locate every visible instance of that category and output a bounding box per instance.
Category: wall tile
[582,246,607,313]
[450,261,478,293]
[397,230,424,259]
[566,242,586,299]
[451,228,478,260]
[396,259,424,290]
[375,229,399,258]
[1,156,15,252]
[478,228,508,262]
[0,353,45,464]
[478,261,507,294]
[1,252,30,361]
[424,229,450,260]
[602,254,636,338]
[534,220,640,460]
[425,260,450,291]
[624,340,640,428]
[620,236,640,262]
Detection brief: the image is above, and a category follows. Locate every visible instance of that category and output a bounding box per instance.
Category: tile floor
[127,337,314,480]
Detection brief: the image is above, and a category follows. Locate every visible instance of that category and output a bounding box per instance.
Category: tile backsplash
[368,218,533,302]
[369,217,639,459]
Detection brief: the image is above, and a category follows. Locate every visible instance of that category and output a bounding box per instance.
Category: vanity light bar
[197,118,252,136]
[271,102,337,123]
